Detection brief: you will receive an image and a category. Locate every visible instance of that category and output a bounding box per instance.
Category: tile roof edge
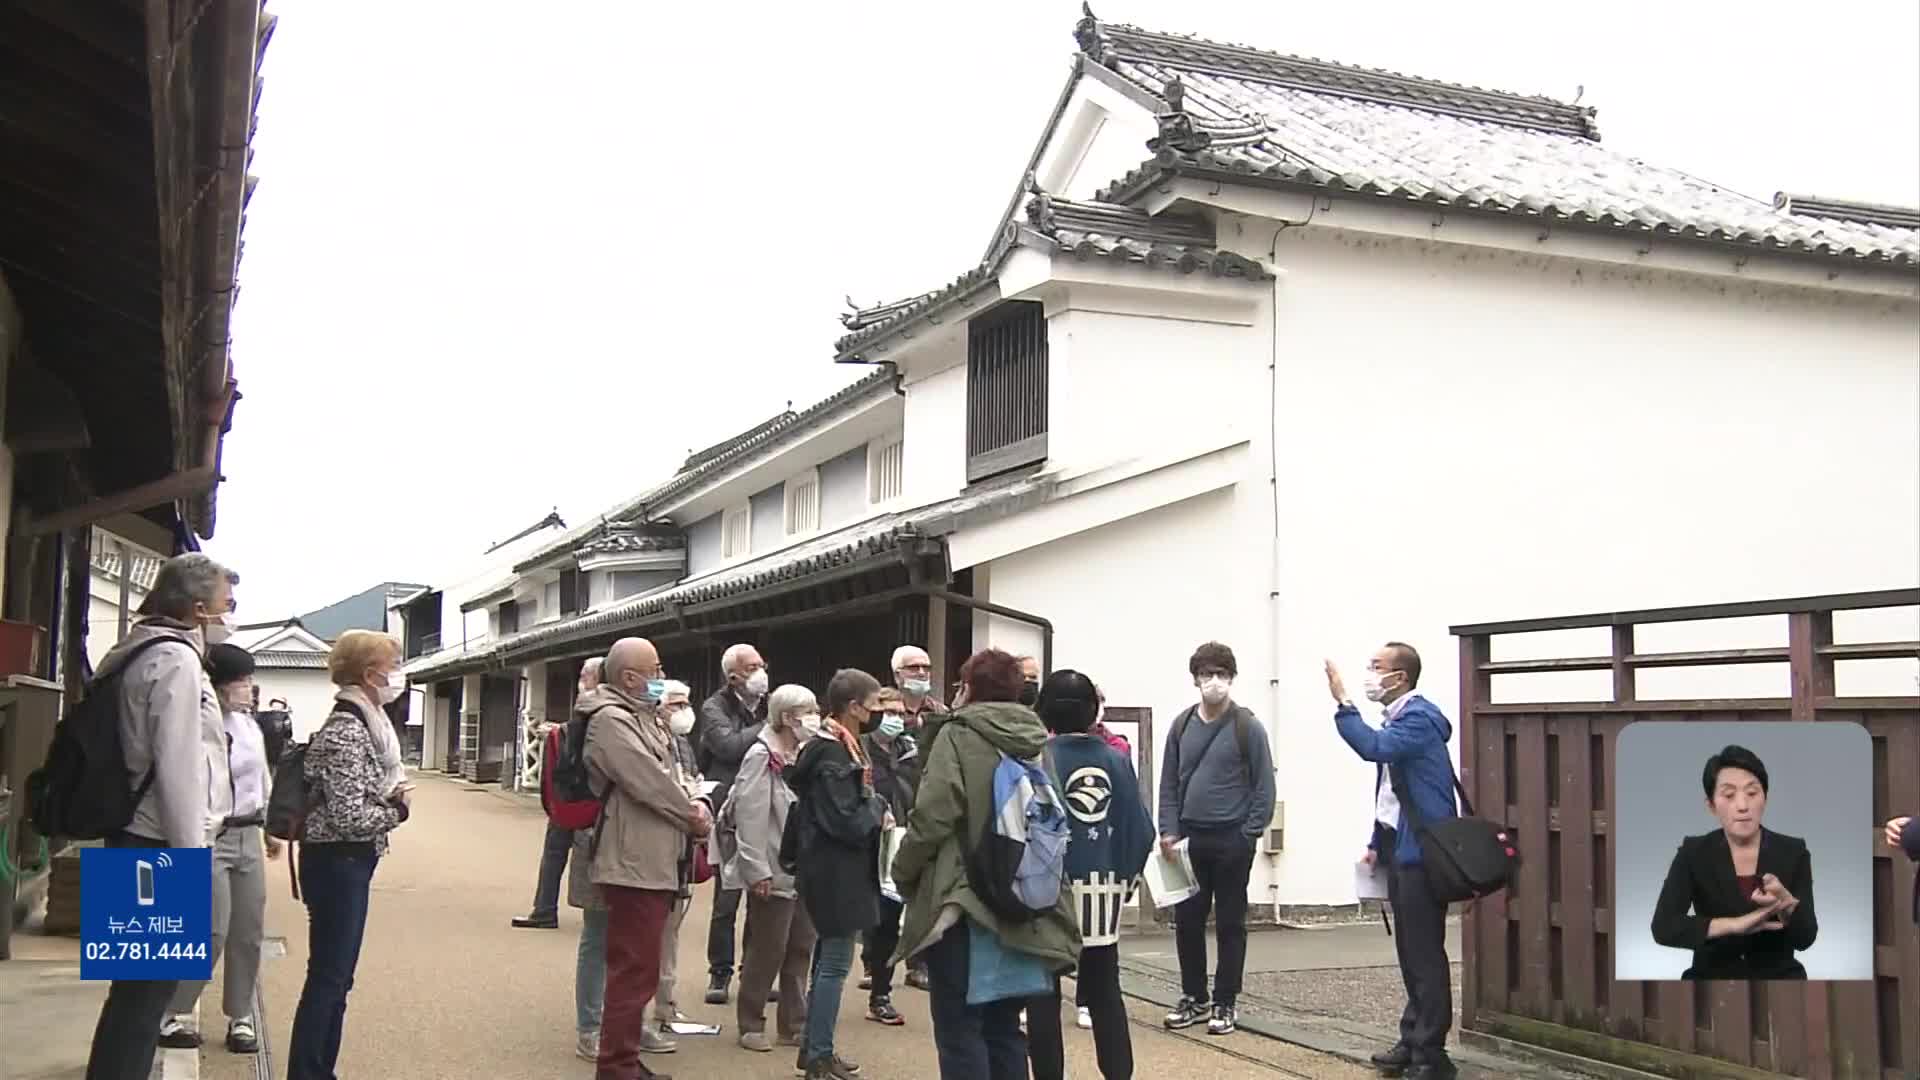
[1095,153,1920,269]
[1073,8,1599,141]
[1772,192,1920,231]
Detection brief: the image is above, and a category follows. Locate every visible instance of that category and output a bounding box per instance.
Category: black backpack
[267,700,371,899]
[1388,761,1518,903]
[26,637,195,841]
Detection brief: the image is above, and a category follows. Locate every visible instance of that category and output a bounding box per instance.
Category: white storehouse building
[403,11,1918,910]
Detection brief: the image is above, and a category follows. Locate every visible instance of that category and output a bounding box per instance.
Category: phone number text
[83,941,209,962]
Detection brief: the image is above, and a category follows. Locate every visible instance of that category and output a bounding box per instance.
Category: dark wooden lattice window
[496,600,519,636]
[559,569,580,616]
[966,301,1049,482]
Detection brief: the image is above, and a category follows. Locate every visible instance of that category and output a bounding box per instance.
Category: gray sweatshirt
[98,620,231,848]
[1157,702,1277,839]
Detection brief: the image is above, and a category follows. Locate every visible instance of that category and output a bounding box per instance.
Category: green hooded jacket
[888,701,1081,972]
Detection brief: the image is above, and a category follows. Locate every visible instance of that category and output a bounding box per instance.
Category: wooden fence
[1450,589,1920,1080]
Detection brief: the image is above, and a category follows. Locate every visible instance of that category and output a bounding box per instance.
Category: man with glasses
[885,644,943,991]
[855,688,921,1020]
[692,642,768,1005]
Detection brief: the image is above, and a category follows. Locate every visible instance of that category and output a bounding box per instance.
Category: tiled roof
[577,527,685,559]
[252,650,328,670]
[1021,193,1269,280]
[1074,14,1919,268]
[512,368,898,574]
[410,474,1052,681]
[835,187,1269,362]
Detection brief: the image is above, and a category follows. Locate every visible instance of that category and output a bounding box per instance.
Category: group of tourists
[76,553,415,1080]
[506,634,1299,1080]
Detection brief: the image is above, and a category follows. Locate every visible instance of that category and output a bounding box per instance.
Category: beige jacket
[584,685,695,893]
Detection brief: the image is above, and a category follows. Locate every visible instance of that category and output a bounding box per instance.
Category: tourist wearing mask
[891,649,1080,1080]
[1157,641,1275,1037]
[1029,669,1154,1080]
[692,642,768,1005]
[287,631,414,1080]
[158,643,278,1055]
[83,553,239,1080]
[784,669,890,1080]
[1018,655,1043,707]
[648,680,705,1053]
[888,645,942,992]
[584,637,708,1080]
[1328,643,1460,1080]
[858,687,920,1024]
[722,684,816,1057]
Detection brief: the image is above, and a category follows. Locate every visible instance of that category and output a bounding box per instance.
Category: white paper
[1143,839,1199,909]
[696,779,720,799]
[1355,858,1390,901]
[666,1021,721,1036]
[877,826,908,902]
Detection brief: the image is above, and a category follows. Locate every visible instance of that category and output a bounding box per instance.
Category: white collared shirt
[1374,691,1425,829]
[224,710,271,819]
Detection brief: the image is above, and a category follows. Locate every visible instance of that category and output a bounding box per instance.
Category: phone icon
[135,860,156,906]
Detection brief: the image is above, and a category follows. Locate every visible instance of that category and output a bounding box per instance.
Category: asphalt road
[202,774,1371,1080]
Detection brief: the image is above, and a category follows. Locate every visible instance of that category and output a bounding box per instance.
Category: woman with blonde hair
[287,630,414,1079]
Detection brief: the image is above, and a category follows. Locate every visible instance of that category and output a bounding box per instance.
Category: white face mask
[742,669,770,698]
[376,669,405,706]
[667,707,695,737]
[1198,676,1231,706]
[201,611,236,646]
[796,712,823,739]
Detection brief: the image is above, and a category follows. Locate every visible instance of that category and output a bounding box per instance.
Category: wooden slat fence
[1451,589,1920,1080]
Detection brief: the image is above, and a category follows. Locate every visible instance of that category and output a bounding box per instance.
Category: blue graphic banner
[79,847,213,981]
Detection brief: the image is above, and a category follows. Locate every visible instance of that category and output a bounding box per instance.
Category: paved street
[210,774,1372,1080]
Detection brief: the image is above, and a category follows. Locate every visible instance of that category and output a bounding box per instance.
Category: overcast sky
[208,0,1920,619]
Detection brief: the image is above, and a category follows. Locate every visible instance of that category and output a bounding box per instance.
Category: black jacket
[1650,827,1817,980]
[782,735,885,938]
[861,729,921,821]
[693,687,764,810]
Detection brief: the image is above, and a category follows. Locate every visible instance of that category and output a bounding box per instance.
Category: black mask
[1018,681,1040,708]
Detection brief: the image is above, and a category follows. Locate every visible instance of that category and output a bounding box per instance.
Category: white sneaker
[640,1026,678,1054]
[1076,1006,1093,1029]
[575,1029,600,1061]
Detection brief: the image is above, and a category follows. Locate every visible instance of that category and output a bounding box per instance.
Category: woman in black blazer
[1650,745,1817,980]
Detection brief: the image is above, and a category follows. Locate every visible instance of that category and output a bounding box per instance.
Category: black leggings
[1027,943,1131,1080]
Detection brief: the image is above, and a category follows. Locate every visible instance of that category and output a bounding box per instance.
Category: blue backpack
[965,751,1071,923]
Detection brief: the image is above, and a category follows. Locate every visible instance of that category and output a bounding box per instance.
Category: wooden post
[1786,611,1834,722]
[926,593,948,696]
[1458,631,1492,1030]
[1610,624,1635,703]
[115,540,132,642]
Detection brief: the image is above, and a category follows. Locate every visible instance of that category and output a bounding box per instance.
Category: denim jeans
[802,934,855,1065]
[576,907,609,1032]
[528,822,572,921]
[924,921,1027,1080]
[84,833,177,1080]
[287,842,378,1080]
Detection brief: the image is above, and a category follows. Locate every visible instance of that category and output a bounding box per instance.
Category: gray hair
[766,683,817,726]
[660,678,691,702]
[580,657,603,682]
[142,553,239,619]
[890,645,930,672]
[721,642,759,677]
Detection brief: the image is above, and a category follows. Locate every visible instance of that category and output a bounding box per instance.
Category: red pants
[597,885,673,1080]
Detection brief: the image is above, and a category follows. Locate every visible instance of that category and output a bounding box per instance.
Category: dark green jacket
[889,702,1081,972]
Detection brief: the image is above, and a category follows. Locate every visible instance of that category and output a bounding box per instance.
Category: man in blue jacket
[1328,643,1458,1080]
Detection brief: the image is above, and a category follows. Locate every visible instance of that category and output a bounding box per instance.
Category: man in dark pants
[691,642,767,1004]
[86,553,240,1080]
[858,688,919,1022]
[513,658,602,929]
[1329,643,1460,1080]
[1156,641,1276,1037]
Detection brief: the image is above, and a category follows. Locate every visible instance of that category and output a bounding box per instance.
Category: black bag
[1389,762,1517,904]
[267,700,372,900]
[26,637,193,840]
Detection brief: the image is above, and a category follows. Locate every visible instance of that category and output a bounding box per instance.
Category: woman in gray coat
[720,683,816,1057]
